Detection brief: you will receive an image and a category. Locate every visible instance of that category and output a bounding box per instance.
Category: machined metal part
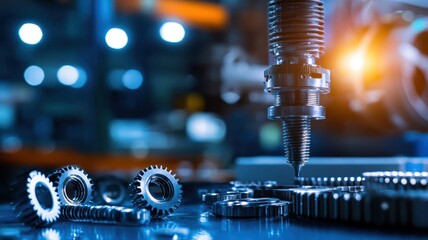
[295,176,365,187]
[129,165,182,217]
[202,191,252,207]
[335,186,365,193]
[253,185,300,198]
[49,165,93,206]
[207,173,428,228]
[230,180,277,189]
[60,205,150,225]
[11,170,61,227]
[363,171,428,191]
[278,182,428,228]
[94,176,128,206]
[212,198,290,218]
[264,0,330,177]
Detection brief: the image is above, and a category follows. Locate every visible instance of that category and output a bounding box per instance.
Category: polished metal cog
[363,171,428,191]
[212,198,290,218]
[49,165,93,205]
[202,192,241,207]
[129,165,182,217]
[12,170,61,227]
[295,176,365,187]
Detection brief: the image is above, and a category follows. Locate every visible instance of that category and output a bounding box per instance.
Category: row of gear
[10,164,182,227]
[201,171,428,229]
[294,176,365,187]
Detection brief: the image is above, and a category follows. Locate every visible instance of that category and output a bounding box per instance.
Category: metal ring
[12,170,61,227]
[129,165,182,217]
[49,165,93,205]
[202,192,241,206]
[212,198,290,218]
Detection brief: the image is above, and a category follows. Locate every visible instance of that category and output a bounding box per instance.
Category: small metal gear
[129,165,182,217]
[93,176,128,206]
[11,170,61,227]
[49,165,93,205]
[363,171,428,191]
[294,176,365,187]
[212,198,290,218]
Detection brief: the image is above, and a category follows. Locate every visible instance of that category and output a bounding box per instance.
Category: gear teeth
[11,170,61,227]
[49,165,93,206]
[129,165,182,217]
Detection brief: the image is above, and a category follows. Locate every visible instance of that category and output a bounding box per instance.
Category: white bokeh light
[105,28,128,49]
[122,69,143,90]
[19,23,43,45]
[186,113,226,142]
[57,65,79,86]
[23,65,44,86]
[71,67,87,88]
[160,22,185,43]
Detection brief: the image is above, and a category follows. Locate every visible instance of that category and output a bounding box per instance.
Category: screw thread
[282,118,311,176]
[275,92,320,106]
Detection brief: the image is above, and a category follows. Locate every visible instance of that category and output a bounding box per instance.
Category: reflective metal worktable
[1,200,427,240]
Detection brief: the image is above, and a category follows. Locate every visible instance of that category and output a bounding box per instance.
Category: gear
[212,198,290,218]
[206,173,428,228]
[11,170,61,227]
[363,171,428,191]
[49,165,93,205]
[202,192,241,207]
[230,180,277,189]
[129,165,182,217]
[94,176,128,206]
[295,176,365,187]
[60,204,151,225]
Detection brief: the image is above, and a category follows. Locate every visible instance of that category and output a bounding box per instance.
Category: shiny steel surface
[11,170,61,227]
[129,165,182,217]
[60,205,150,225]
[212,198,290,218]
[49,165,93,206]
[202,192,241,207]
[1,203,426,240]
[363,171,428,191]
[264,0,331,177]
[295,176,366,187]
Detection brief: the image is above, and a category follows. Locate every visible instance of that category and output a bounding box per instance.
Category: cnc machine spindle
[264,0,330,177]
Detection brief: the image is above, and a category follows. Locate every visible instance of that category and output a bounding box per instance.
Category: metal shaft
[264,0,330,177]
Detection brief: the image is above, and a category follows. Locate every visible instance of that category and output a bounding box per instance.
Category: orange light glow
[344,51,365,75]
[116,0,228,29]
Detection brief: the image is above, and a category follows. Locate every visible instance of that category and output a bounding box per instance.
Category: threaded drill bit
[264,0,330,177]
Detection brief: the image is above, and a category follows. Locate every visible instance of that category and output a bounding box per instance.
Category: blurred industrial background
[1,0,428,200]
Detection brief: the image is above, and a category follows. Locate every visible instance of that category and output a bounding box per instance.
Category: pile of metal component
[10,165,182,228]
[201,172,428,229]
